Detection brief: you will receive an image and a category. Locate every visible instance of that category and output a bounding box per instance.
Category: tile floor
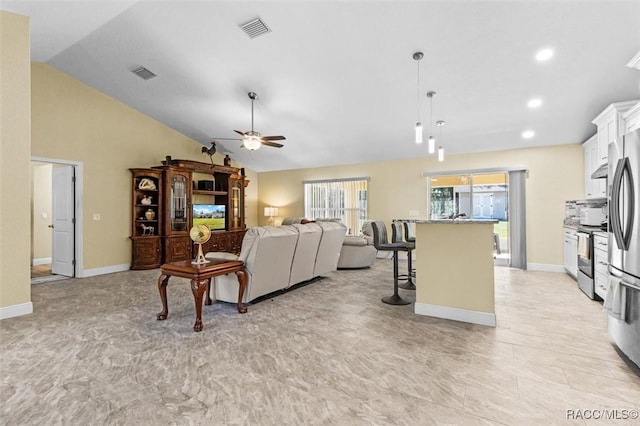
[2,260,639,425]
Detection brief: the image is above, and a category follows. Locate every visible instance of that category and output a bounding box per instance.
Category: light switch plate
[93,213,101,221]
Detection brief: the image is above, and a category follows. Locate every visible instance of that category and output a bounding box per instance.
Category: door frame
[31,156,83,278]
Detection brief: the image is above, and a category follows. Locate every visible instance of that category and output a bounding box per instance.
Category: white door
[52,165,75,276]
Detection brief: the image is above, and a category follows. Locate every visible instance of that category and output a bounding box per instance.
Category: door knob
[48,224,54,228]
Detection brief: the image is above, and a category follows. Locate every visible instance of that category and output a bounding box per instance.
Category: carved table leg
[157,274,170,320]
[191,278,208,332]
[205,278,213,306]
[235,269,248,314]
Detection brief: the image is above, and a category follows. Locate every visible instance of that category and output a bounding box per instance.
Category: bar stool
[371,221,412,305]
[403,221,416,243]
[392,222,416,290]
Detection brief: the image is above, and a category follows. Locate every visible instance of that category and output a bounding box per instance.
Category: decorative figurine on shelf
[141,195,152,205]
[224,155,231,166]
[145,209,156,220]
[202,141,217,166]
[138,178,156,190]
[139,223,155,235]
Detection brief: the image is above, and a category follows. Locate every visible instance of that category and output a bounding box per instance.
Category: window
[427,171,512,266]
[304,178,369,235]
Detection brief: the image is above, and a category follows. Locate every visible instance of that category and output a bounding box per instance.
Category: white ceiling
[3,1,639,172]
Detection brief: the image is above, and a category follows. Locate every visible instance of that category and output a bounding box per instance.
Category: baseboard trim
[0,302,33,320]
[414,302,496,327]
[527,263,564,273]
[32,257,52,266]
[78,263,130,278]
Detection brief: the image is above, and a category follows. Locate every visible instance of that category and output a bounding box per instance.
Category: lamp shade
[264,207,278,217]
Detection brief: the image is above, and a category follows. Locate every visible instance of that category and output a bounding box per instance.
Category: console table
[156,259,247,332]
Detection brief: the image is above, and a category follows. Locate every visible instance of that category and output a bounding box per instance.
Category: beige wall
[258,144,584,266]
[0,12,31,310]
[31,63,258,271]
[31,163,53,262]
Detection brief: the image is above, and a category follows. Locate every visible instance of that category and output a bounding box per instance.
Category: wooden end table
[156,259,247,332]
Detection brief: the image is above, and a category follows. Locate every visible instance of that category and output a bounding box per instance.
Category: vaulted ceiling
[3,1,639,172]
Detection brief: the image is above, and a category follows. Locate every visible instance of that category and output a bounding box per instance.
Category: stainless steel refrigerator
[608,128,640,368]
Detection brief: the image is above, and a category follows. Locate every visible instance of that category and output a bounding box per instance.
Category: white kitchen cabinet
[592,101,638,167]
[593,233,608,300]
[622,100,640,133]
[563,227,578,279]
[582,134,605,199]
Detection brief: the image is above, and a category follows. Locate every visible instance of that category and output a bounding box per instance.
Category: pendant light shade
[436,120,446,162]
[415,122,423,144]
[427,91,436,153]
[428,136,435,154]
[413,52,424,144]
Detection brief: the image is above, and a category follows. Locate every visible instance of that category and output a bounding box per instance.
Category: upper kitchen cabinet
[622,100,640,134]
[592,101,638,167]
[583,134,605,199]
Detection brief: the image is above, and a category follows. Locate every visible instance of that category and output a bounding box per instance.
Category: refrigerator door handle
[621,158,635,250]
[610,158,626,250]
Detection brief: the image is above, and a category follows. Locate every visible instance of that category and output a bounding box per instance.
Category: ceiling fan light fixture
[243,136,262,151]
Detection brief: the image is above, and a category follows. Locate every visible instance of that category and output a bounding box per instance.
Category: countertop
[397,218,498,224]
[564,223,607,233]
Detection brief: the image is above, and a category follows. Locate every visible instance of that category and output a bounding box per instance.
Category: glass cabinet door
[230,180,242,229]
[170,174,189,232]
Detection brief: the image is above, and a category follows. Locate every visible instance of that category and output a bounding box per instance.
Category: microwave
[580,207,607,226]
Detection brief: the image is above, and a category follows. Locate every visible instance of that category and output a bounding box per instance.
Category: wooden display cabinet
[129,168,163,269]
[130,159,248,268]
[159,166,193,263]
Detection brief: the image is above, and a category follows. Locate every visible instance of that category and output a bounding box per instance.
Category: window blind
[304,178,368,235]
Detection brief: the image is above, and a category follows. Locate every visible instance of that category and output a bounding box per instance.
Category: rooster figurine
[201,141,217,166]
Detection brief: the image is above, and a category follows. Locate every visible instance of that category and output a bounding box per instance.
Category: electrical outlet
[41,212,48,219]
[93,213,101,221]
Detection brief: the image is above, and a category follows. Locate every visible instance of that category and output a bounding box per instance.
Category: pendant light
[427,91,437,154]
[413,52,424,144]
[436,120,445,162]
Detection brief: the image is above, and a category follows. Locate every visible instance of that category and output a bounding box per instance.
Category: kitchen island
[403,219,498,327]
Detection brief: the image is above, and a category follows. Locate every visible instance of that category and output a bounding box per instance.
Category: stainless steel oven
[577,231,595,299]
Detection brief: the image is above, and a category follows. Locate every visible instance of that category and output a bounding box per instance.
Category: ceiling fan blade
[233,130,246,136]
[261,141,284,148]
[211,137,242,141]
[261,135,286,141]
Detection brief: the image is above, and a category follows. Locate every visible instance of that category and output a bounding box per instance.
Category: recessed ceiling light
[527,98,542,108]
[522,130,535,139]
[535,48,554,61]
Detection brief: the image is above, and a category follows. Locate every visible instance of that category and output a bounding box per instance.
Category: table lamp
[264,206,278,226]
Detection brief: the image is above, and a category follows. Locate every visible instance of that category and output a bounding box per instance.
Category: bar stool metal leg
[399,252,416,290]
[382,252,411,305]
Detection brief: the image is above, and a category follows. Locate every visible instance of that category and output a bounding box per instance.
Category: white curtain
[304,178,369,235]
[508,170,527,269]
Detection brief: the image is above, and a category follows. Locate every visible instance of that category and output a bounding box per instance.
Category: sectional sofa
[206,222,347,303]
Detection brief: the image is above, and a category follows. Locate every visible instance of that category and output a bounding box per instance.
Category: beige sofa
[281,218,377,269]
[206,221,346,303]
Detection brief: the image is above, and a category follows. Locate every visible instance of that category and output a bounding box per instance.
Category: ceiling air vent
[132,66,157,80]
[239,17,271,39]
